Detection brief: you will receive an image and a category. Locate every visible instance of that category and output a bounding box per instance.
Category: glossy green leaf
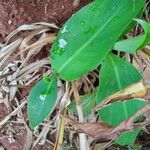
[51,0,145,80]
[68,92,96,118]
[28,76,57,128]
[96,53,142,103]
[99,99,149,145]
[114,19,150,54]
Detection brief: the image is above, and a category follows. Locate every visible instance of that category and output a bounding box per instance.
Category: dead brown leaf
[144,88,150,100]
[63,104,150,140]
[62,116,114,139]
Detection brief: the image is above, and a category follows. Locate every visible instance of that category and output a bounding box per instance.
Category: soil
[0,0,91,42]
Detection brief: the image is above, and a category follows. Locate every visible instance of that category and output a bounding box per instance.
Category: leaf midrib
[109,54,122,90]
[57,1,130,73]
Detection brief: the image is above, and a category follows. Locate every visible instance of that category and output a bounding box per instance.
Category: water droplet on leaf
[84,26,97,35]
[112,7,115,10]
[80,20,85,26]
[39,94,47,101]
[59,39,67,48]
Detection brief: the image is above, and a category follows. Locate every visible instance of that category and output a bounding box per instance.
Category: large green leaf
[99,99,149,146]
[96,53,142,103]
[51,0,145,81]
[96,53,144,146]
[68,92,96,118]
[28,76,57,128]
[114,19,150,54]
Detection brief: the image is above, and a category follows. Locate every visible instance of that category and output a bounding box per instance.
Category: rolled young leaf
[113,19,150,54]
[27,76,57,128]
[51,0,145,81]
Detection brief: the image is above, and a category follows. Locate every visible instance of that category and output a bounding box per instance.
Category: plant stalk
[72,82,90,150]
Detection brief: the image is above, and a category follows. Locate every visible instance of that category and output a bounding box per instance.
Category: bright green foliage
[114,35,145,54]
[116,128,141,146]
[96,52,142,145]
[96,53,142,103]
[119,8,144,38]
[28,76,57,128]
[99,99,149,145]
[114,19,150,53]
[51,0,145,80]
[68,92,96,118]
[99,99,148,126]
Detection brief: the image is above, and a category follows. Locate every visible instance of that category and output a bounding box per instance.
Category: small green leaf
[96,53,142,103]
[28,76,57,128]
[114,19,150,54]
[99,99,148,126]
[68,92,96,118]
[99,99,149,146]
[116,128,141,146]
[51,0,145,80]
